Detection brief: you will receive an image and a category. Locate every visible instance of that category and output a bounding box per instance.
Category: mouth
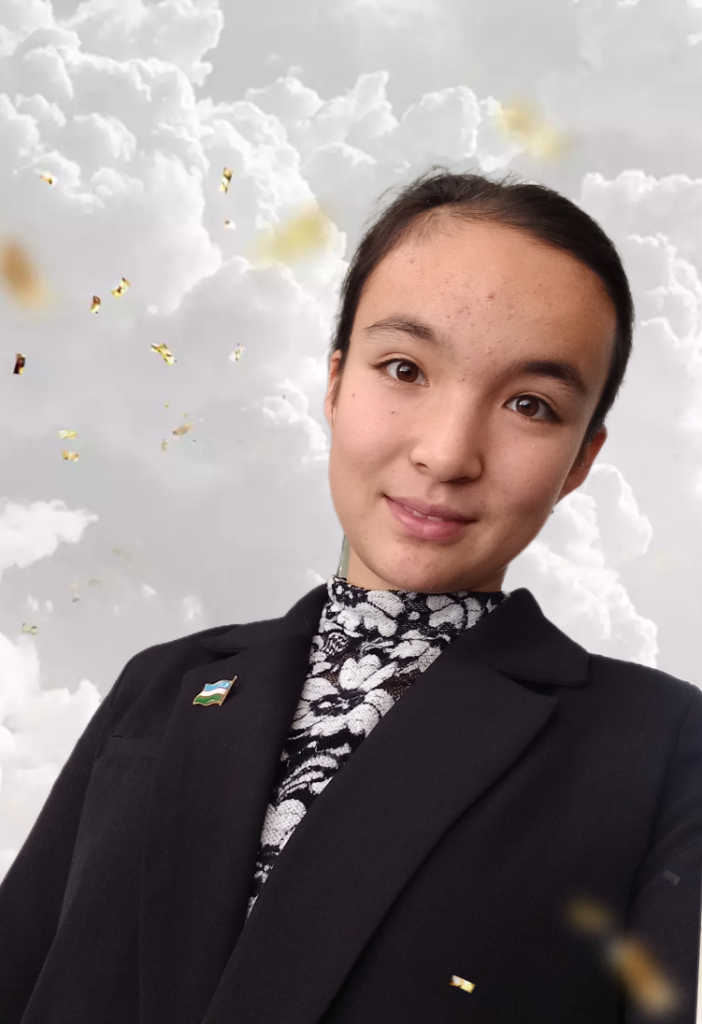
[386,496,472,523]
[384,496,474,539]
[400,506,452,522]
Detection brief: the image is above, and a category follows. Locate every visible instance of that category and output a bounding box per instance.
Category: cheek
[333,400,397,468]
[500,456,562,513]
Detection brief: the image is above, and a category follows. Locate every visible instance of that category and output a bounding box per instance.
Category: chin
[363,559,463,594]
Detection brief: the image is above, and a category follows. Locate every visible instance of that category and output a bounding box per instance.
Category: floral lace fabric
[246,574,510,919]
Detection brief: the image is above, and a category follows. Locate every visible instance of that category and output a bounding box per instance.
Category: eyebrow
[362,314,590,400]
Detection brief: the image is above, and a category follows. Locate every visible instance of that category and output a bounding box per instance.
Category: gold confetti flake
[161,439,169,451]
[607,937,681,1016]
[90,295,101,313]
[150,342,176,365]
[62,451,80,462]
[498,99,572,160]
[564,897,616,938]
[220,167,233,193]
[58,429,77,439]
[250,204,333,266]
[20,622,38,634]
[13,354,26,375]
[111,277,131,298]
[565,897,681,1015]
[172,423,193,437]
[450,975,475,993]
[112,547,131,560]
[69,581,82,602]
[40,172,56,186]
[0,239,47,307]
[233,344,245,361]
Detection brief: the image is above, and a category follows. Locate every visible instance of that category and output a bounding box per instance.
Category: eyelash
[373,358,560,424]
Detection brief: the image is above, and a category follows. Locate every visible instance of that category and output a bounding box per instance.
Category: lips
[385,496,471,539]
[403,507,451,522]
[387,496,471,522]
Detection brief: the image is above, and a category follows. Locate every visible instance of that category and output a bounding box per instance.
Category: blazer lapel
[195,587,590,1024]
[139,583,330,1024]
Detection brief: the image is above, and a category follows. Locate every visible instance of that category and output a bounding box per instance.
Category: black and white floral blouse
[246,574,511,919]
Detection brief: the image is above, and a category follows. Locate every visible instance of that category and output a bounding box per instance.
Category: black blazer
[1,585,701,1024]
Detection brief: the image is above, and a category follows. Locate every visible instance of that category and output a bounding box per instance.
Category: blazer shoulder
[589,651,700,717]
[127,622,240,666]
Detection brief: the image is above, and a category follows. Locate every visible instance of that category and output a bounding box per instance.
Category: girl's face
[324,217,617,594]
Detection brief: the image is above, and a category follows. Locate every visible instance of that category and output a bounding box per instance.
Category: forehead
[372,218,609,313]
[358,218,617,374]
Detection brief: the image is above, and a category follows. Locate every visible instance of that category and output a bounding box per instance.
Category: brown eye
[505,395,557,422]
[378,358,426,385]
[395,360,421,383]
[516,396,539,417]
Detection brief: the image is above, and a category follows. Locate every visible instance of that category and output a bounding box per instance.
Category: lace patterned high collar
[322,574,510,648]
[245,574,511,919]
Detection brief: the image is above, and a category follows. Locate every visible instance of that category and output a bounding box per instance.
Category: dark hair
[328,165,634,463]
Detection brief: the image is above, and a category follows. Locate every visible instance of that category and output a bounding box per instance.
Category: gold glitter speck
[151,343,176,365]
[111,277,131,298]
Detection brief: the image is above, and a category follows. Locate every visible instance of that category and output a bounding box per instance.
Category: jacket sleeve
[0,652,139,1024]
[624,683,702,1024]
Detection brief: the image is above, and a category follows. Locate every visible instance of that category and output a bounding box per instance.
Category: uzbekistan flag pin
[193,677,238,707]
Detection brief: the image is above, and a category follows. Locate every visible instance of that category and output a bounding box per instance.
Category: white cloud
[64,0,224,86]
[0,633,102,878]
[0,499,98,576]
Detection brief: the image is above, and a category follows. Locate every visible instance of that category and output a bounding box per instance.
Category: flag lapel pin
[193,676,238,707]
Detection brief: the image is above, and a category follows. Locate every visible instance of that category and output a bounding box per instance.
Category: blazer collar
[198,584,590,687]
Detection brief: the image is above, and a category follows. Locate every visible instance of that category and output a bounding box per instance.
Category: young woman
[1,168,700,1024]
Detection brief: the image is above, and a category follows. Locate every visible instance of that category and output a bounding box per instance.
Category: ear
[324,350,344,429]
[558,426,608,501]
